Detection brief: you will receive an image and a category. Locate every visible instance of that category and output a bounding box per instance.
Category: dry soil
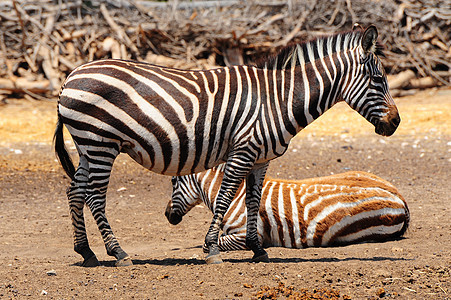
[0,89,449,299]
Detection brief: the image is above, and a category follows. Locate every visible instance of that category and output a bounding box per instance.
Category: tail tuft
[54,114,75,180]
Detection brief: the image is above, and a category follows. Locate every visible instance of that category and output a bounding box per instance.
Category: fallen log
[0,78,51,94]
[408,77,437,89]
[388,70,416,90]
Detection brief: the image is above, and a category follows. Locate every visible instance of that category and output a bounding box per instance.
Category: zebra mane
[256,29,384,70]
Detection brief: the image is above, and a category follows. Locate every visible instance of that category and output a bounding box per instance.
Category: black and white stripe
[54,25,399,266]
[166,166,410,251]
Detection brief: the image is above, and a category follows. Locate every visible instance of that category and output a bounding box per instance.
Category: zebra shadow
[71,257,205,267]
[126,255,411,266]
[228,256,412,264]
[74,241,412,267]
[72,255,410,267]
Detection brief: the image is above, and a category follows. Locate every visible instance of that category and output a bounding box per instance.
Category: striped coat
[166,165,409,250]
[54,25,400,265]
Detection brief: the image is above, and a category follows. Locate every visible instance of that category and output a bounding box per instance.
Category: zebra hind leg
[84,154,132,267]
[245,162,269,263]
[67,156,100,267]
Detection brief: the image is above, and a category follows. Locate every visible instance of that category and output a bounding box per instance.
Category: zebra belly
[121,138,229,176]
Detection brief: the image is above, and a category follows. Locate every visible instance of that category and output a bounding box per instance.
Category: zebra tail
[53,114,76,181]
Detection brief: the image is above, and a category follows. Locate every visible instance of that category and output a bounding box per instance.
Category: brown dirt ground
[0,89,449,299]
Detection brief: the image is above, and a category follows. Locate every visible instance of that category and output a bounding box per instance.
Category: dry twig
[0,0,449,99]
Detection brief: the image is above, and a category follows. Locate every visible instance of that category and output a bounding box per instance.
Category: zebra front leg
[84,157,132,267]
[245,162,269,263]
[67,157,100,267]
[204,209,228,264]
[204,151,257,264]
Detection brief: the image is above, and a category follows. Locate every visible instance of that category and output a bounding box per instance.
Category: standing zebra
[166,165,410,251]
[54,25,400,266]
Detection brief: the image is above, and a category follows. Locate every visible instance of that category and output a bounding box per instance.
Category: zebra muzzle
[165,204,183,225]
[374,107,400,137]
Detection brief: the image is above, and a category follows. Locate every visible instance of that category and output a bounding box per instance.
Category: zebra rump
[166,166,409,251]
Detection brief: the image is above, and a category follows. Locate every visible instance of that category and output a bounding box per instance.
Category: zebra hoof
[82,255,101,267]
[205,254,223,264]
[251,252,269,263]
[115,256,133,267]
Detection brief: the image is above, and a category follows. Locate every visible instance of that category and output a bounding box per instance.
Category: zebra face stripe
[343,51,400,137]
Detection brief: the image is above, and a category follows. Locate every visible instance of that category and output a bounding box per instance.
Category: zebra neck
[287,51,348,133]
[198,169,222,213]
[200,184,215,213]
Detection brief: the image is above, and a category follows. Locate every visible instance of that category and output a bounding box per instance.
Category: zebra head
[165,175,203,225]
[343,25,400,136]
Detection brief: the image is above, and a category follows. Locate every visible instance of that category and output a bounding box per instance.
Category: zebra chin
[165,205,183,225]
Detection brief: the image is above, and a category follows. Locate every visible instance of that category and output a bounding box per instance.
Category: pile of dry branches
[0,0,449,100]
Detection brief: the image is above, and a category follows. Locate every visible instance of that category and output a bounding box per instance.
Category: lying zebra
[166,165,409,251]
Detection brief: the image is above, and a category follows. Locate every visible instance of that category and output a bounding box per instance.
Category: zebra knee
[66,158,90,195]
[75,156,89,178]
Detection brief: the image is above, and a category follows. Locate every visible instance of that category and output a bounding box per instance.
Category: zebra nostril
[164,204,172,219]
[391,114,401,127]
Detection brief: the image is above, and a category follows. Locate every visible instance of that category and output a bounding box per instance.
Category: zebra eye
[371,66,384,81]
[171,177,177,186]
[372,71,383,78]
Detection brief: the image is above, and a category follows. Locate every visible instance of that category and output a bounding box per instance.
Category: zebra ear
[361,25,378,54]
[353,23,363,31]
